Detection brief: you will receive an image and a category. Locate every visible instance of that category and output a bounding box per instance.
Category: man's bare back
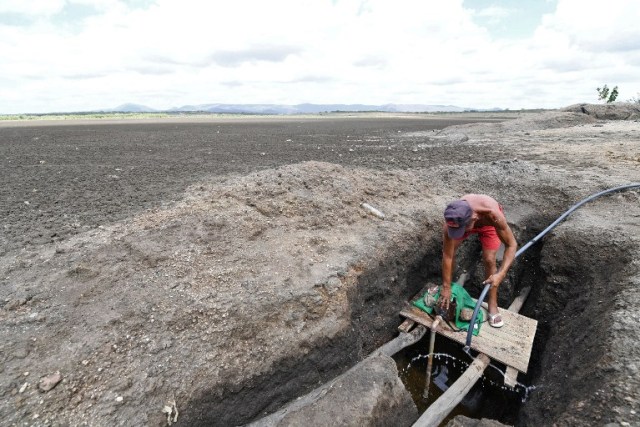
[460,194,505,230]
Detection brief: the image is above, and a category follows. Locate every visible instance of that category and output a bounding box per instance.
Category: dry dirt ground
[1,105,639,427]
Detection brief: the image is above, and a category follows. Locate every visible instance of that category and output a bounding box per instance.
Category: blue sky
[464,0,558,39]
[1,0,639,114]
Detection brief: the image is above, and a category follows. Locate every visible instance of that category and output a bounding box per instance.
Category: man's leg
[482,249,499,315]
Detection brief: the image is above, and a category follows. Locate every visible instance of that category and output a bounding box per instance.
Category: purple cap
[444,200,472,239]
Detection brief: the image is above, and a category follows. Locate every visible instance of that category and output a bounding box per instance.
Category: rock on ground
[249,352,418,427]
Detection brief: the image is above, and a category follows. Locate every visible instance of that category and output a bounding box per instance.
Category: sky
[1,0,639,114]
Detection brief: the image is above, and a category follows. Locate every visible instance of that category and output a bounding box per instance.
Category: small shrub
[596,84,619,103]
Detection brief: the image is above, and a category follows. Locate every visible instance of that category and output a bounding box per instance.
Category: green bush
[596,84,619,103]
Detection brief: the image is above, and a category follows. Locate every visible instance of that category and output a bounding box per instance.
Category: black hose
[463,182,640,351]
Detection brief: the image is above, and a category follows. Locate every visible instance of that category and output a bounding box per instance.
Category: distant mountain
[381,103,470,113]
[106,103,158,113]
[108,103,495,114]
[169,104,299,114]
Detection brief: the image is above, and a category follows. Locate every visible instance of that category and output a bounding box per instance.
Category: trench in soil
[392,215,634,426]
[188,213,631,426]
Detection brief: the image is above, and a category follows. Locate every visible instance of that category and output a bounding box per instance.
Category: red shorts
[455,204,504,251]
[459,226,502,250]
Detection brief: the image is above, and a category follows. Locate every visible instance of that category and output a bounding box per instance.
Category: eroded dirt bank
[1,106,639,426]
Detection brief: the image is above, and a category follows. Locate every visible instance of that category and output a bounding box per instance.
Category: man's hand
[438,286,452,311]
[483,272,505,288]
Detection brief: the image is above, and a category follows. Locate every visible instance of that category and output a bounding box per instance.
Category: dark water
[394,334,535,425]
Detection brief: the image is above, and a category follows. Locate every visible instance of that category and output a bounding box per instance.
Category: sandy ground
[1,106,639,426]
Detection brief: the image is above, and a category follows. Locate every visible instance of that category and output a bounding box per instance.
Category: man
[440,194,517,328]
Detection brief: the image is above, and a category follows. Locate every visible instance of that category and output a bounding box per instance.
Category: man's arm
[440,224,456,309]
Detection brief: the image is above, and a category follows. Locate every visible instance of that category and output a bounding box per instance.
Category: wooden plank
[397,318,415,333]
[399,303,537,373]
[413,354,491,427]
[504,366,519,388]
[378,325,427,356]
[508,286,531,313]
[503,286,532,386]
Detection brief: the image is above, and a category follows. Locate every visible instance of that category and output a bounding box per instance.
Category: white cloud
[0,0,66,16]
[541,0,640,53]
[474,5,511,23]
[1,0,639,113]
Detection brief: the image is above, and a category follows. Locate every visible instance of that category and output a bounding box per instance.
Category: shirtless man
[440,194,518,327]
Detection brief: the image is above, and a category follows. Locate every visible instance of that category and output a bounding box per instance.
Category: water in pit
[394,334,535,425]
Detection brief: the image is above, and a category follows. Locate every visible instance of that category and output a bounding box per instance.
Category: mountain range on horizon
[104,102,504,114]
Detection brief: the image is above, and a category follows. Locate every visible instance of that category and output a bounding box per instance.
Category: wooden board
[504,366,519,387]
[399,303,537,374]
[397,318,415,333]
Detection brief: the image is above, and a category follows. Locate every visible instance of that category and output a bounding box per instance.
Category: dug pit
[394,199,640,426]
[248,191,640,427]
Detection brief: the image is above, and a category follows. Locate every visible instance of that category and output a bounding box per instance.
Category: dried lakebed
[1,105,639,426]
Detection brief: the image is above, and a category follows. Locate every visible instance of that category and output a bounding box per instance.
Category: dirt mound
[426,111,596,141]
[1,108,639,426]
[563,102,640,120]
